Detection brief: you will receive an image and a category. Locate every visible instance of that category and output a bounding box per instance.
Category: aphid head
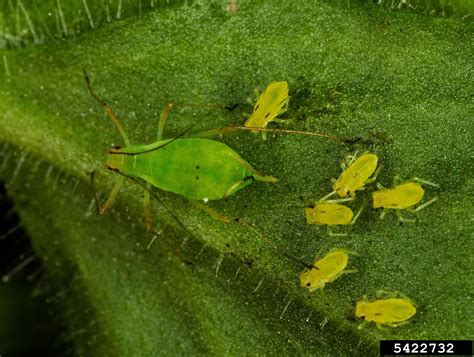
[335,185,351,198]
[354,301,367,319]
[299,269,325,291]
[104,152,125,172]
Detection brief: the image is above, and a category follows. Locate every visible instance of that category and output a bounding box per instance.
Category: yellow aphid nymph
[300,249,357,292]
[332,152,379,198]
[244,81,289,138]
[305,201,363,236]
[305,203,354,225]
[372,177,439,222]
[355,292,416,328]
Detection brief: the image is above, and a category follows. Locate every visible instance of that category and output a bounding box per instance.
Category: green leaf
[1,0,472,355]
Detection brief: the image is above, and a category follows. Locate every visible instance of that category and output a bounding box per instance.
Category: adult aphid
[84,72,345,268]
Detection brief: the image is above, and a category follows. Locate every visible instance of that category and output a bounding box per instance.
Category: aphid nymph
[355,291,416,329]
[372,176,439,223]
[300,248,357,291]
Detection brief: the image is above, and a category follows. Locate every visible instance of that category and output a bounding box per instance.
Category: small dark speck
[195,176,199,180]
[196,165,200,169]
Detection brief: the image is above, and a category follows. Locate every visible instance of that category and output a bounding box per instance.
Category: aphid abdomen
[356,298,416,325]
[373,183,425,209]
[369,299,416,323]
[131,138,273,200]
[310,203,354,225]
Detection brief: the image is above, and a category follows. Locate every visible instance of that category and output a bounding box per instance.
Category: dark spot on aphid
[254,104,260,111]
[375,313,382,316]
[360,316,366,320]
[278,98,287,105]
[196,165,200,169]
[264,112,270,118]
[195,176,199,180]
[306,282,311,287]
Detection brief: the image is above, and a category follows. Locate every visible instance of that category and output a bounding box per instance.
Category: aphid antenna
[83,69,131,146]
[108,127,193,156]
[351,201,366,225]
[234,218,316,270]
[195,126,350,143]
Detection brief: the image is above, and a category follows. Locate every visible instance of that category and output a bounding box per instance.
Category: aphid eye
[306,283,311,287]
[360,316,365,320]
[114,145,122,150]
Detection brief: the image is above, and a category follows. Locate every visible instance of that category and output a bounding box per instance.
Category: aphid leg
[391,320,411,328]
[350,203,365,225]
[376,183,385,190]
[343,151,359,169]
[274,118,297,125]
[412,177,440,188]
[319,191,337,202]
[328,226,348,237]
[376,290,401,299]
[413,197,438,212]
[90,174,124,215]
[323,196,354,204]
[357,320,369,330]
[191,201,232,223]
[192,200,314,269]
[393,175,403,185]
[83,70,131,146]
[157,102,229,140]
[365,164,382,184]
[396,209,415,223]
[144,184,153,232]
[379,208,388,220]
[341,268,358,275]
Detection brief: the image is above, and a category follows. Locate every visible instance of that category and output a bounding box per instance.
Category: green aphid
[85,72,343,268]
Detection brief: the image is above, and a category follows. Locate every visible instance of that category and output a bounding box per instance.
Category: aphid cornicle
[300,249,357,291]
[85,72,343,268]
[372,177,439,222]
[331,152,379,198]
[355,292,417,328]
